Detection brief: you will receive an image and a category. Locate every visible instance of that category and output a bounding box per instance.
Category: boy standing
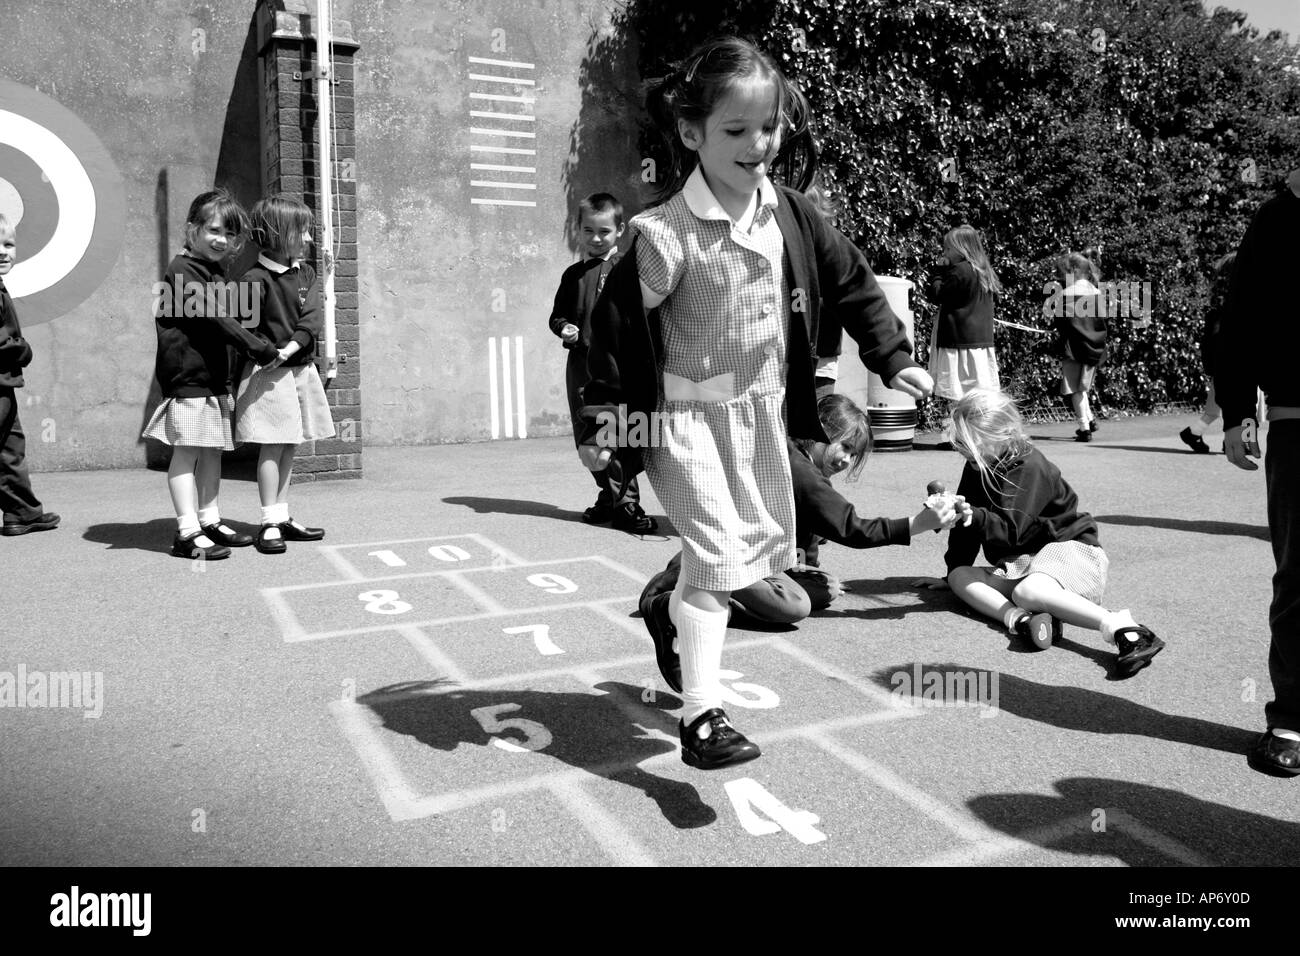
[549,193,655,533]
[0,214,60,536]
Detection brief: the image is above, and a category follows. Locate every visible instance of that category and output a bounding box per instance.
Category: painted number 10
[368,544,472,568]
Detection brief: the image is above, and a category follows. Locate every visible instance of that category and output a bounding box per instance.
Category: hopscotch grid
[272,551,620,593]
[315,532,524,582]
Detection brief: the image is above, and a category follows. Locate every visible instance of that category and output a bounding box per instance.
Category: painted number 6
[470,703,552,753]
[717,669,780,709]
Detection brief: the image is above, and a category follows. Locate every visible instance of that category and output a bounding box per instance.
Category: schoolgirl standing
[927,224,1001,405]
[582,37,932,769]
[1054,251,1108,442]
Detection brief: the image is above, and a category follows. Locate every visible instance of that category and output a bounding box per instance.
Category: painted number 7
[503,624,564,656]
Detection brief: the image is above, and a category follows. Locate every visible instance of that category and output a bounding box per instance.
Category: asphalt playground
[1,413,1296,868]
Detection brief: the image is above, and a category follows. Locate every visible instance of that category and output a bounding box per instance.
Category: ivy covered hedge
[615,0,1300,421]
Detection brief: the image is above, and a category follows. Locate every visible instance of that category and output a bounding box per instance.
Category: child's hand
[262,353,285,371]
[910,577,951,591]
[560,323,579,344]
[911,503,944,535]
[889,366,934,400]
[578,444,613,472]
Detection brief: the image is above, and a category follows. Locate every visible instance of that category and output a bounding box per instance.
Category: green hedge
[616,0,1300,422]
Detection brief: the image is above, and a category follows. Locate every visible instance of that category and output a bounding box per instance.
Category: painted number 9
[526,573,577,594]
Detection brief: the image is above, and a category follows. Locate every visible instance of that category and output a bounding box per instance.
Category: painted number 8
[358,589,412,615]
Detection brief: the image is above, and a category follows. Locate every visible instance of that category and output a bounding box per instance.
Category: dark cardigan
[582,185,919,447]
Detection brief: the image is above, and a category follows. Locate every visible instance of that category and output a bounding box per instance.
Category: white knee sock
[177,513,201,538]
[1075,393,1092,429]
[1100,609,1138,644]
[676,599,728,732]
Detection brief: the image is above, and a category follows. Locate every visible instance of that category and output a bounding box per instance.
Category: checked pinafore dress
[632,169,796,593]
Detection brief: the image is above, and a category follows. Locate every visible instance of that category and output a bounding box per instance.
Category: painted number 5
[725,778,826,845]
[470,703,553,753]
[527,573,577,595]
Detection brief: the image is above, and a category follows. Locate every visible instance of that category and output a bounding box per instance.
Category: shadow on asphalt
[868,664,1257,757]
[1061,442,1215,455]
[1096,514,1269,541]
[81,517,260,554]
[357,679,716,830]
[443,495,678,537]
[816,576,959,621]
[968,778,1300,865]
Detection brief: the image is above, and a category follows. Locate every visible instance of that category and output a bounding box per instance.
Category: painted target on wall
[0,79,126,326]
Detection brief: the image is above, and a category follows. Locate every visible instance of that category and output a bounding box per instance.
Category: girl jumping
[933,388,1164,676]
[144,189,282,560]
[234,195,335,554]
[582,37,931,769]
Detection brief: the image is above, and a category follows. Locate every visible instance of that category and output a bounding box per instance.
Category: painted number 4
[724,778,826,845]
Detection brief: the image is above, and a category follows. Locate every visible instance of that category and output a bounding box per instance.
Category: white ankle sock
[1100,609,1138,644]
[1004,607,1029,633]
[676,599,728,732]
[177,513,200,538]
[261,503,289,525]
[198,506,220,527]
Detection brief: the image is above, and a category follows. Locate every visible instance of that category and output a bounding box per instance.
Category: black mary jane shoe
[1247,730,1300,778]
[679,708,761,770]
[639,591,683,693]
[1113,625,1165,676]
[278,518,325,542]
[200,522,254,547]
[255,524,287,554]
[171,531,231,561]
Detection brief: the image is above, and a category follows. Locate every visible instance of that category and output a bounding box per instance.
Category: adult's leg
[1265,420,1300,731]
[0,387,44,520]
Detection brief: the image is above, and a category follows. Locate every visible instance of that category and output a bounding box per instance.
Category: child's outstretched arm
[210,282,278,365]
[548,264,580,344]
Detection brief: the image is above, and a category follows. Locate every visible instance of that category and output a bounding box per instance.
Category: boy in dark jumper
[549,193,655,533]
[1217,168,1300,777]
[0,214,59,536]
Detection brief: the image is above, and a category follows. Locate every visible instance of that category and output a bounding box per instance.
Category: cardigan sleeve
[792,450,911,550]
[964,455,1066,555]
[1216,212,1265,429]
[289,267,322,355]
[807,203,917,387]
[548,262,580,340]
[943,464,984,572]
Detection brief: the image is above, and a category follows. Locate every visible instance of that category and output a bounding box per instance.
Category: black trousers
[565,348,639,505]
[1265,419,1300,729]
[0,385,45,521]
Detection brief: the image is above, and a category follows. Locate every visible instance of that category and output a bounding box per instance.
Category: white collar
[1063,278,1100,296]
[258,253,300,274]
[584,247,619,262]
[682,166,779,224]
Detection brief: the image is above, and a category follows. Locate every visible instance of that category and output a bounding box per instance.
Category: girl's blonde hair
[249,194,313,257]
[943,224,1001,296]
[944,388,1029,484]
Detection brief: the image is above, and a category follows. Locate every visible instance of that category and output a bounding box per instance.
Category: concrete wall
[0,0,642,472]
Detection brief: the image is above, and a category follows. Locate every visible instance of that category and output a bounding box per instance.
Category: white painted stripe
[470,181,538,190]
[317,545,367,581]
[907,813,1098,867]
[470,93,536,105]
[330,533,506,552]
[587,554,651,585]
[471,144,537,155]
[469,110,536,122]
[468,73,537,86]
[586,600,650,638]
[488,336,500,439]
[470,163,537,172]
[1109,810,1214,866]
[329,700,420,819]
[470,533,528,566]
[471,198,538,207]
[515,335,526,438]
[500,336,514,438]
[445,571,509,614]
[260,587,307,640]
[468,56,536,69]
[271,555,648,592]
[768,635,912,711]
[548,778,657,866]
[470,127,537,138]
[804,730,993,843]
[397,624,470,684]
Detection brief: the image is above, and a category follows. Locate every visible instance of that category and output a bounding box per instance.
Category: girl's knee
[946,566,980,590]
[1011,573,1060,609]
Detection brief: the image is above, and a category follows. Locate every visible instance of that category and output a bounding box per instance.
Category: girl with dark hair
[1054,250,1107,441]
[927,224,1002,406]
[582,36,932,769]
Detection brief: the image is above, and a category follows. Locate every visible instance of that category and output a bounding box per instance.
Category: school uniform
[548,248,639,505]
[0,277,47,523]
[234,254,335,445]
[944,444,1108,603]
[927,260,1000,399]
[585,168,919,592]
[143,252,280,449]
[1056,278,1108,396]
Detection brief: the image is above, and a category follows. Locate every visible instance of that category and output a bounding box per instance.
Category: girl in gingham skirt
[234,196,335,555]
[144,190,283,561]
[930,388,1165,676]
[583,37,932,769]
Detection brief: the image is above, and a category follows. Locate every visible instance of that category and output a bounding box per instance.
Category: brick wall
[256,0,361,481]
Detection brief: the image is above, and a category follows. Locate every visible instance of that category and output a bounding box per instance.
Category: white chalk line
[316,533,526,582]
[397,624,470,684]
[444,571,509,615]
[266,554,642,593]
[547,778,658,867]
[330,700,421,819]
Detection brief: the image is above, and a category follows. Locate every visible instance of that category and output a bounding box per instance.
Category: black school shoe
[1074,428,1092,442]
[278,518,325,541]
[582,496,617,525]
[612,502,657,534]
[1247,730,1300,778]
[255,525,287,554]
[200,523,254,547]
[171,531,231,560]
[638,590,683,693]
[1015,611,1060,650]
[679,708,761,770]
[1089,418,1100,433]
[1179,426,1210,454]
[1,512,60,535]
[1113,625,1165,676]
